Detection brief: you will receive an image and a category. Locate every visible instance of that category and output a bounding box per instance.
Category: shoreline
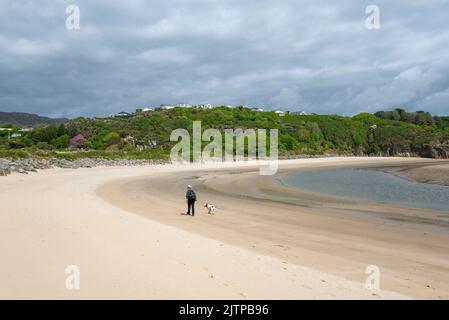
[2,155,449,184]
[97,157,449,299]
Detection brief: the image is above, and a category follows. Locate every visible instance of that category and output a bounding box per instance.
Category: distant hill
[0,112,69,127]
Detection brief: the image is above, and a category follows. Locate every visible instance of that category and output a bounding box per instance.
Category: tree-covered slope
[1,107,448,159]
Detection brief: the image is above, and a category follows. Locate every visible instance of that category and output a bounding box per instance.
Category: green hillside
[1,107,448,160]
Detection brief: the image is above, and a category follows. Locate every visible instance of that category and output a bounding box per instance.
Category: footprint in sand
[274,244,290,250]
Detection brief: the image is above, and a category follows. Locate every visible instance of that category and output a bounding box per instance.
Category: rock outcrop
[419,142,449,159]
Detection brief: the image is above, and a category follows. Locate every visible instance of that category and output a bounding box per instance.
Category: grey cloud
[0,0,449,118]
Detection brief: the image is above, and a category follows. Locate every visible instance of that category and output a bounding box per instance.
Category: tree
[57,124,66,136]
[103,132,121,147]
[51,134,70,149]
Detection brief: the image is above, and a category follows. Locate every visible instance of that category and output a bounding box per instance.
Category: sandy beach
[1,157,449,299]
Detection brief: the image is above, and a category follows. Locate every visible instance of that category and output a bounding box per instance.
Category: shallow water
[283,168,449,212]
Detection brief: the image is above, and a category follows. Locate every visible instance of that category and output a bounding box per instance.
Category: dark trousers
[187,199,195,216]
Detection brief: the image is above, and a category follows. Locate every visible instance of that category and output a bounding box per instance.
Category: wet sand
[98,157,449,299]
[384,161,449,186]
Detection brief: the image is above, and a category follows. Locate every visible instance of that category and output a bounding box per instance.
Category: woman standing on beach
[186,185,197,216]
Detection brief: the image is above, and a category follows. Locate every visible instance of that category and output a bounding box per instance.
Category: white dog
[204,203,217,215]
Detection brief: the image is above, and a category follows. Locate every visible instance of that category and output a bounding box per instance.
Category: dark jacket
[186,189,197,201]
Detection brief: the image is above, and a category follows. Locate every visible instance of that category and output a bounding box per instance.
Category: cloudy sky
[1,0,448,118]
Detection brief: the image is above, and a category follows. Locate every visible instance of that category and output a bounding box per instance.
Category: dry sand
[1,157,448,299]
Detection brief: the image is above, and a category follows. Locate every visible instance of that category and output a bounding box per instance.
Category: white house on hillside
[160,104,175,110]
[198,104,213,109]
[290,110,309,116]
[115,111,132,118]
[274,110,286,116]
[176,103,192,108]
[0,128,26,139]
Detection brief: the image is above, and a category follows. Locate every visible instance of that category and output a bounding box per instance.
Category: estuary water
[283,168,449,211]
